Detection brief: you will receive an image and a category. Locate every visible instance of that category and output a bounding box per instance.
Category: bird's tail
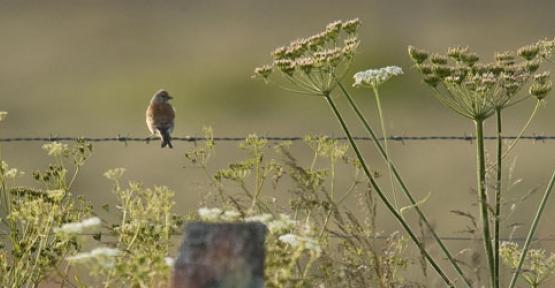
[159,128,173,149]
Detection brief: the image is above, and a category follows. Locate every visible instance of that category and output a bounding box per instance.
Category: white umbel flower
[267,214,296,233]
[245,213,273,224]
[198,207,223,221]
[66,247,121,268]
[42,142,68,157]
[54,217,101,234]
[278,233,322,255]
[353,66,403,88]
[165,257,175,267]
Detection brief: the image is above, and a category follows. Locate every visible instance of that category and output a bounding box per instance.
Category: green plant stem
[508,169,555,288]
[475,118,496,287]
[494,108,502,288]
[372,86,398,209]
[499,100,541,162]
[337,82,472,287]
[322,92,455,288]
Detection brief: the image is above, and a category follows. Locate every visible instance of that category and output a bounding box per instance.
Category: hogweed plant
[410,39,555,288]
[254,19,470,287]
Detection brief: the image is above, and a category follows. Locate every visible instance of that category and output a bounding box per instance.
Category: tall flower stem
[337,81,472,287]
[494,108,502,288]
[372,86,398,208]
[508,169,555,288]
[323,91,455,287]
[475,118,496,287]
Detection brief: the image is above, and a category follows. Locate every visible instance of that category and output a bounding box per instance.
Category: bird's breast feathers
[146,102,175,132]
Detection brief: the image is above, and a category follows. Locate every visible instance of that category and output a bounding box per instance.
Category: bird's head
[151,89,173,103]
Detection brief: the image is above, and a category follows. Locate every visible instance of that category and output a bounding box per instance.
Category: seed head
[533,71,550,84]
[447,46,469,61]
[408,45,429,64]
[324,20,343,40]
[271,46,287,60]
[423,75,441,87]
[517,44,540,60]
[432,65,452,78]
[342,18,360,34]
[296,57,315,74]
[417,64,433,75]
[530,81,552,99]
[274,59,296,76]
[430,54,448,65]
[253,65,273,79]
[461,52,479,66]
[495,51,515,66]
[525,60,540,73]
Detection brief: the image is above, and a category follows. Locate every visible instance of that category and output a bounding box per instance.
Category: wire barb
[0,135,555,143]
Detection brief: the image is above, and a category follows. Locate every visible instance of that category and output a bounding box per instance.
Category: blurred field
[2,1,555,286]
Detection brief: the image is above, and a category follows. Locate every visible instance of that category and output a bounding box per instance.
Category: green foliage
[0,141,93,287]
[188,131,418,288]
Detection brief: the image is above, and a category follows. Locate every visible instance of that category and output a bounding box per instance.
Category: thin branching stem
[508,170,555,288]
[323,91,455,288]
[337,81,473,287]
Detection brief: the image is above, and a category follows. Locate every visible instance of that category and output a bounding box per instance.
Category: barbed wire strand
[0,232,554,242]
[0,134,555,143]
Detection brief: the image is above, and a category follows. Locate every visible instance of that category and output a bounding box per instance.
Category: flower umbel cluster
[353,66,403,88]
[253,19,361,95]
[408,38,555,119]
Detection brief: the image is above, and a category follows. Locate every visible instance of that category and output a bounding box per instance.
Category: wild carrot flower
[253,19,361,95]
[278,233,322,255]
[198,207,223,221]
[352,66,403,88]
[245,213,273,224]
[42,142,68,157]
[66,247,121,268]
[54,217,101,234]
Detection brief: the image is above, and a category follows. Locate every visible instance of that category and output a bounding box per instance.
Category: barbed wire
[0,231,554,242]
[0,134,555,144]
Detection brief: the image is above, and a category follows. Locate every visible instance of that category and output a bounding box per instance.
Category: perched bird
[146,89,175,148]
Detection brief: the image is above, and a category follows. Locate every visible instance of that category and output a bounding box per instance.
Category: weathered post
[172,222,266,288]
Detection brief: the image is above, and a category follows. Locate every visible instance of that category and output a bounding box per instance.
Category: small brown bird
[146,89,175,148]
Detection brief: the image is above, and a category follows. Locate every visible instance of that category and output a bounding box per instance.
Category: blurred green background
[1,0,555,286]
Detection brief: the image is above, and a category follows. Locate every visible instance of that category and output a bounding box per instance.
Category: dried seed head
[324,20,343,40]
[342,18,360,34]
[408,45,429,64]
[495,51,515,66]
[423,75,441,87]
[272,46,288,60]
[296,57,315,74]
[525,60,540,73]
[274,59,296,76]
[417,64,433,75]
[461,52,479,66]
[530,81,552,99]
[253,65,273,79]
[533,71,550,84]
[504,82,520,95]
[517,44,540,60]
[447,46,469,61]
[432,65,452,78]
[304,33,323,50]
[430,54,448,65]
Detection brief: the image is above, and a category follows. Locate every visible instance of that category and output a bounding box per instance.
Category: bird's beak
[167,95,174,100]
